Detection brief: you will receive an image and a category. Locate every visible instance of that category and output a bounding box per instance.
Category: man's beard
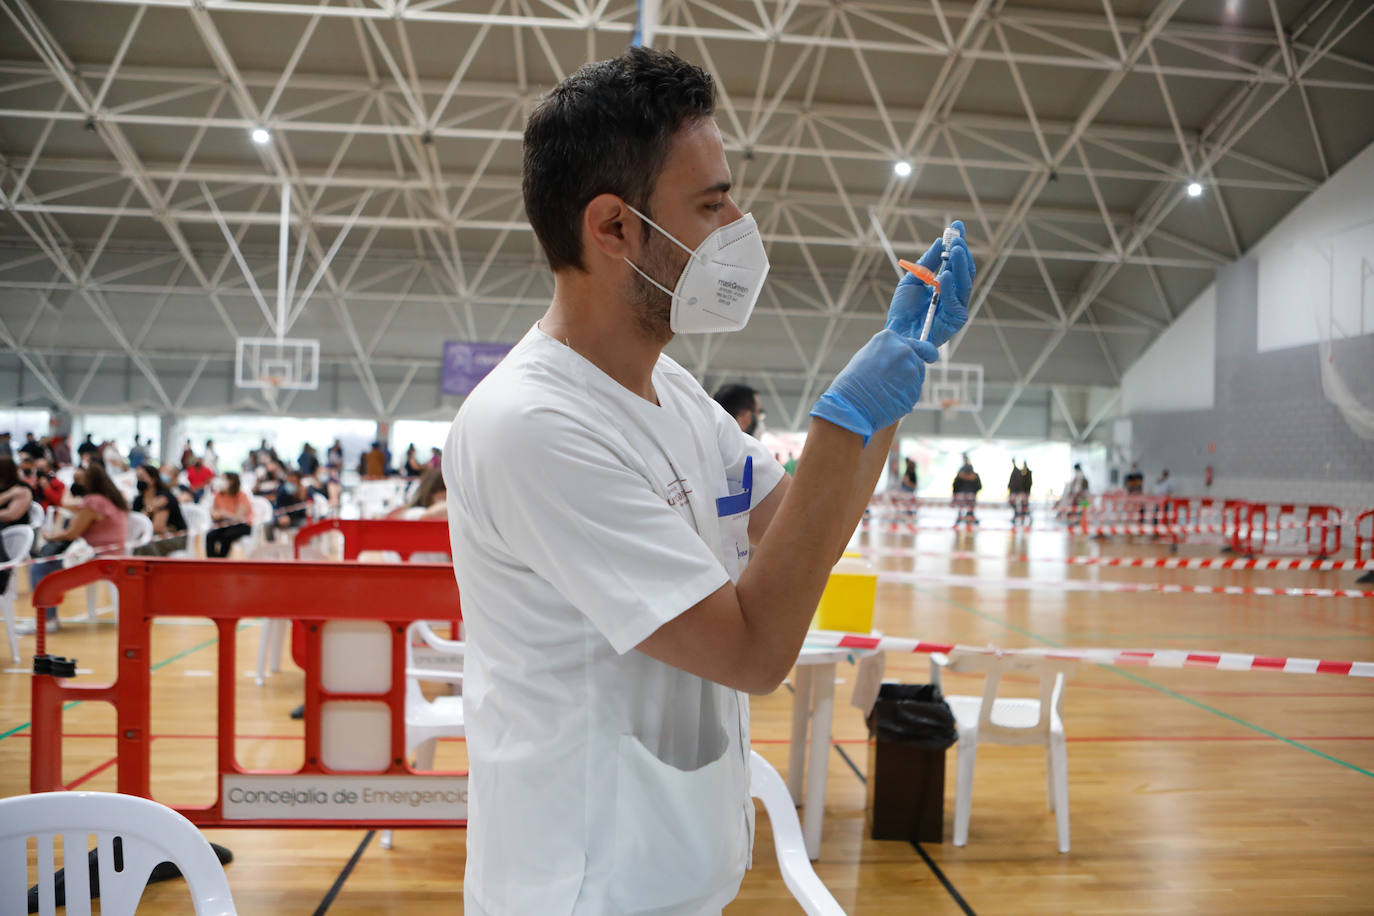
[627,230,687,343]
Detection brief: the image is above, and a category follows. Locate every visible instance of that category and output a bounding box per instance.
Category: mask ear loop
[625,204,701,261]
[623,203,702,301]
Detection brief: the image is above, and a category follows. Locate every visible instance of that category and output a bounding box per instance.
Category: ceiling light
[251,127,270,145]
[1186,181,1203,198]
[893,160,913,178]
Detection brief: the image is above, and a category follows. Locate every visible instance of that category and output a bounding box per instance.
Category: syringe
[897,226,958,343]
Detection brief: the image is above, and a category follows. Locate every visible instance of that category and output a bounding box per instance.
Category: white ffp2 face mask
[624,205,770,334]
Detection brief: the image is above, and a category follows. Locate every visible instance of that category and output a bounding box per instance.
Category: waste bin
[865,683,957,843]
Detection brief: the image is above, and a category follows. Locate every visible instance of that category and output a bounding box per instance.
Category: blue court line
[909,584,1374,779]
[0,623,250,744]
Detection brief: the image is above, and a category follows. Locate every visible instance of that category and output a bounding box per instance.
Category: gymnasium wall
[1121,141,1374,508]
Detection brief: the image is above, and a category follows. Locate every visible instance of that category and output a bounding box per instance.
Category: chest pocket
[715,456,752,583]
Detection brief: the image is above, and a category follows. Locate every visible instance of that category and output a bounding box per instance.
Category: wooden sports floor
[3,515,1373,913]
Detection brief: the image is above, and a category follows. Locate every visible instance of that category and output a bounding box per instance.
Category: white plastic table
[787,644,879,859]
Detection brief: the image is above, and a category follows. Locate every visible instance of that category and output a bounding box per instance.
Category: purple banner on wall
[441,341,514,396]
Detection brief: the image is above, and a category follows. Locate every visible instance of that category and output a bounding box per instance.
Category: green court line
[910,584,1374,779]
[0,622,251,744]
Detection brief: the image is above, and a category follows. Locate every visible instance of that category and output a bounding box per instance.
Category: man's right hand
[809,330,939,445]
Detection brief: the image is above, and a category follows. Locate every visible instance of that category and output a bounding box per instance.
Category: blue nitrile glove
[810,330,940,445]
[884,220,976,347]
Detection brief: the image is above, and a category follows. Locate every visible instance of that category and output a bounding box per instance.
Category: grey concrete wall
[1129,258,1374,508]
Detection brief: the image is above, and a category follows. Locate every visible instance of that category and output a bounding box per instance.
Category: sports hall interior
[2,1,1373,913]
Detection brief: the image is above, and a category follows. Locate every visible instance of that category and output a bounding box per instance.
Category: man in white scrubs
[444,47,975,914]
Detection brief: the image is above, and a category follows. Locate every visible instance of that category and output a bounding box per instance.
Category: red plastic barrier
[1355,509,1374,561]
[289,517,458,668]
[1241,502,1344,557]
[30,558,465,829]
[294,517,451,561]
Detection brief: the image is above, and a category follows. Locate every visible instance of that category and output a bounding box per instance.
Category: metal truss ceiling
[2,0,1373,432]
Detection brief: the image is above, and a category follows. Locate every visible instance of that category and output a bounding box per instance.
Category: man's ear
[582,194,638,263]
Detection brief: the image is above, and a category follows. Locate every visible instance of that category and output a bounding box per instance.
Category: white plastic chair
[0,790,237,915]
[28,502,44,528]
[173,504,212,559]
[56,466,75,487]
[2,525,36,663]
[67,513,153,624]
[931,650,1073,853]
[749,751,846,915]
[379,620,465,850]
[235,497,276,559]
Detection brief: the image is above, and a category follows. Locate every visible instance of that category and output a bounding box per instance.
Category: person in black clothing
[1123,462,1145,524]
[19,433,47,462]
[206,472,254,558]
[132,464,188,556]
[0,456,36,593]
[1008,458,1033,526]
[952,453,982,526]
[271,471,310,540]
[76,434,99,461]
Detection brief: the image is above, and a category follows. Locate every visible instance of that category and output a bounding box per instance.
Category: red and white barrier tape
[878,570,1374,599]
[804,630,1374,679]
[856,545,1374,571]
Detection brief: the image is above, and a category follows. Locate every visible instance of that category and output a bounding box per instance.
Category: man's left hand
[883,219,976,347]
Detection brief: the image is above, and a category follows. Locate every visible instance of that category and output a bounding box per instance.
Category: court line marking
[66,755,119,790]
[0,624,249,744]
[830,744,978,916]
[911,841,978,916]
[312,830,375,916]
[911,585,1374,779]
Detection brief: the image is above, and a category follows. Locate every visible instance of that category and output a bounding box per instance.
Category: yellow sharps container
[813,553,878,633]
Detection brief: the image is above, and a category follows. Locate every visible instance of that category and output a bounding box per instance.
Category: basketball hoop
[939,397,961,421]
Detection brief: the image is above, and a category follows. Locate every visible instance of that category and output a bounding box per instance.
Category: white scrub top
[444,323,784,915]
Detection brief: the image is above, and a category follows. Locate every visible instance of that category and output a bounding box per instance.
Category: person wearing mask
[132,464,187,556]
[443,47,973,914]
[712,383,764,436]
[952,453,982,526]
[327,439,344,470]
[272,471,310,538]
[0,457,36,595]
[206,473,254,558]
[128,436,148,470]
[28,458,65,511]
[253,461,284,499]
[180,440,196,469]
[203,439,219,473]
[19,463,129,634]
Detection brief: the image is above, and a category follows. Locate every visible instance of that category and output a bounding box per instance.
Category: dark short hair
[713,383,758,419]
[522,47,715,272]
